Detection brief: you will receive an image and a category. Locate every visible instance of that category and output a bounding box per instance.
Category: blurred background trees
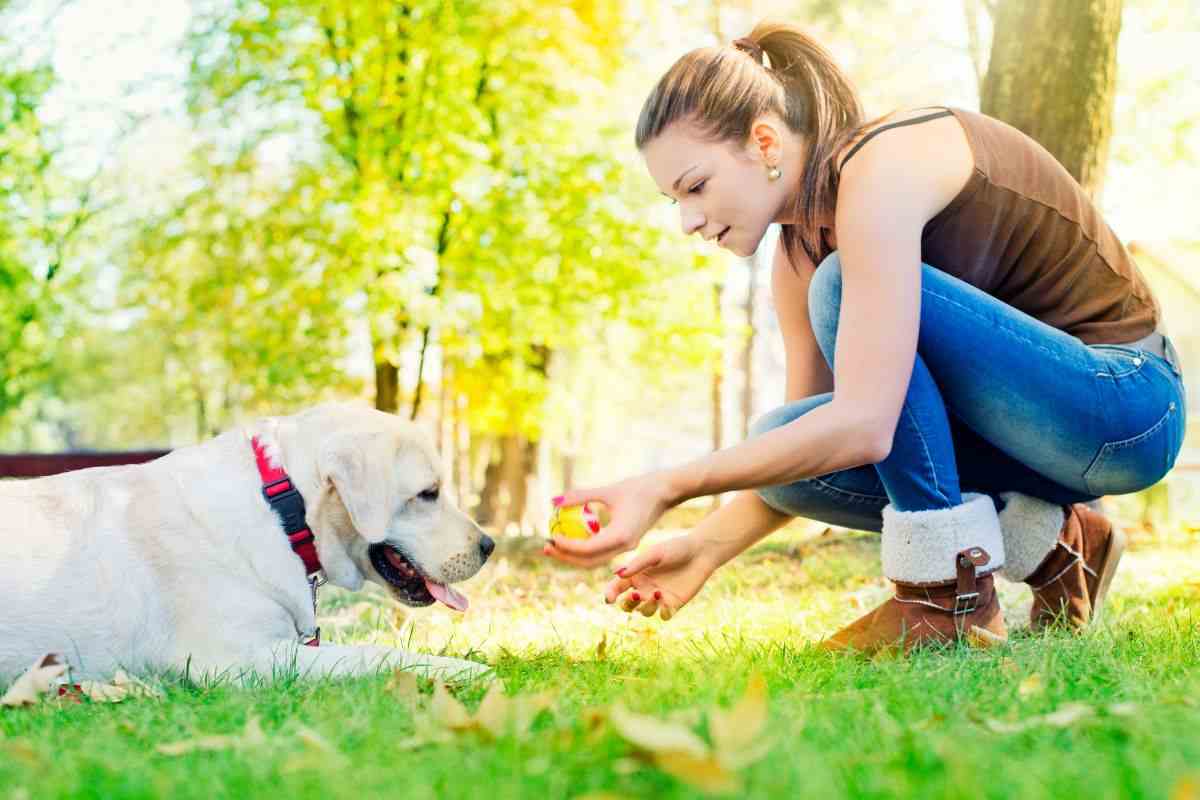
[1,0,1197,534]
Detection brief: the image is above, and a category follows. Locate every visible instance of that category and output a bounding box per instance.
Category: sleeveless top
[835,107,1159,346]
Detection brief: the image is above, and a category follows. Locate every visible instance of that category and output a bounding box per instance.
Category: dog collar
[251,435,325,647]
[250,435,323,576]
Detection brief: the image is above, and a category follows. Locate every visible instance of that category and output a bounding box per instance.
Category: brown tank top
[842,107,1159,346]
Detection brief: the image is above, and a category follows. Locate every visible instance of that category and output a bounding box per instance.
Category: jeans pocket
[1083,400,1183,495]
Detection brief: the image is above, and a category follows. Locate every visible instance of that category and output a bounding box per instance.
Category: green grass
[3,521,1199,799]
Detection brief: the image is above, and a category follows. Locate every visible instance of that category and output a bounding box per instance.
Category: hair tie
[732,37,766,67]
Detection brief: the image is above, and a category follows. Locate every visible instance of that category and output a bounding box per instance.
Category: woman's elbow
[856,420,897,465]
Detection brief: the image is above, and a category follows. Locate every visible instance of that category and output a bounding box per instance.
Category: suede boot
[822,493,1007,654]
[997,493,1126,630]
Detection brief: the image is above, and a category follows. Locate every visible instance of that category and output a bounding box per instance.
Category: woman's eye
[688,180,706,194]
[418,487,440,502]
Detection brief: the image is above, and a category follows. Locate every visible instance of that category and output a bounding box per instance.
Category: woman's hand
[604,534,718,621]
[542,472,678,568]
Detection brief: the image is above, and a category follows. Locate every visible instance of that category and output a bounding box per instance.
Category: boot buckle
[954,591,979,615]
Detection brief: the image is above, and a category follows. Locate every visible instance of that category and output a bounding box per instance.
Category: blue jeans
[753,253,1188,531]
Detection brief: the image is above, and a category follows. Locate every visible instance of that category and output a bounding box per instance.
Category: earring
[768,165,782,181]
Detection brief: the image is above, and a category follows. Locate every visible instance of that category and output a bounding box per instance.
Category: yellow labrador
[0,403,493,685]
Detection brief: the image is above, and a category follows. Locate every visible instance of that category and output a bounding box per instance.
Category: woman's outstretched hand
[542,473,678,568]
[603,534,718,621]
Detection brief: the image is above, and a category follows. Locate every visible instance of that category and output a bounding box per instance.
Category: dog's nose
[479,534,495,561]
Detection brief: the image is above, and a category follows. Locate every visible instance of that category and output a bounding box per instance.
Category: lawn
[2,512,1199,799]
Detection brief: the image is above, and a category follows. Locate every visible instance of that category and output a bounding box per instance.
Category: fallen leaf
[608,705,709,759]
[156,716,267,756]
[1,654,68,707]
[386,669,422,700]
[1170,774,1200,800]
[595,633,608,661]
[654,750,741,795]
[983,702,1095,734]
[1018,673,1043,698]
[430,683,474,730]
[709,673,770,769]
[1107,702,1138,717]
[999,658,1020,677]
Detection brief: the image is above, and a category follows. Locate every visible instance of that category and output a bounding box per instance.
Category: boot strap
[955,547,990,615]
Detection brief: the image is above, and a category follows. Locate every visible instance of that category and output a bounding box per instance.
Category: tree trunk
[980,0,1123,198]
[711,281,724,512]
[375,359,399,413]
[740,255,757,440]
[475,438,502,527]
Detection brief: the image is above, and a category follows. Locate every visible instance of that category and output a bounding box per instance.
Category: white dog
[0,403,494,686]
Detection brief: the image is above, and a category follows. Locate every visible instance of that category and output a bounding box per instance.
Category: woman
[544,21,1186,653]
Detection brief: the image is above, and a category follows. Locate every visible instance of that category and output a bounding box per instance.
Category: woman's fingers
[549,525,631,558]
[604,576,634,604]
[553,486,609,510]
[542,543,610,569]
[612,547,663,580]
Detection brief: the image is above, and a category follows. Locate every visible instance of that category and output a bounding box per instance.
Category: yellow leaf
[386,669,422,700]
[1018,673,1043,698]
[999,658,1020,677]
[708,673,768,767]
[653,750,741,794]
[431,683,473,730]
[156,716,266,756]
[608,705,709,759]
[1170,774,1200,800]
[0,654,67,707]
[595,633,607,661]
[77,670,162,704]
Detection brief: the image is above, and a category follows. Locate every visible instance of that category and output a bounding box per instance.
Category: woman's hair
[635,20,865,267]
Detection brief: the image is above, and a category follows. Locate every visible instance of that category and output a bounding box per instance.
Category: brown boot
[1025,502,1126,629]
[822,493,1008,654]
[823,547,1007,653]
[997,494,1126,631]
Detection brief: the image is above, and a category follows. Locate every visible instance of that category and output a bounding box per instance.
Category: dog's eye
[417,486,440,502]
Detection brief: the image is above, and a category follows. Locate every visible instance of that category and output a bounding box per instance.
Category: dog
[0,403,494,686]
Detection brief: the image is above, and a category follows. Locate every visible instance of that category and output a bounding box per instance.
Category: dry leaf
[386,669,422,700]
[429,682,553,741]
[966,625,1006,649]
[1170,774,1200,800]
[1,654,68,707]
[430,683,474,730]
[709,673,770,769]
[1018,673,1043,698]
[654,750,741,794]
[608,705,709,759]
[999,658,1020,677]
[984,702,1095,734]
[156,716,267,756]
[595,633,608,661]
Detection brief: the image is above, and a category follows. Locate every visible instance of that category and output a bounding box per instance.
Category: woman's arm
[662,122,967,504]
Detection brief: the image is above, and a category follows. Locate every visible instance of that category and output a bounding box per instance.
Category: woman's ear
[750,118,783,167]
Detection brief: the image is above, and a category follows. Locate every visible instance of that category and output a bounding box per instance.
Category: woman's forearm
[666,400,881,504]
[692,490,795,569]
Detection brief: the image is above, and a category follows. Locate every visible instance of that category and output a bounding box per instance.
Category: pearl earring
[768,165,782,181]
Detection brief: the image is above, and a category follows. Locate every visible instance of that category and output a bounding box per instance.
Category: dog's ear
[318,431,392,544]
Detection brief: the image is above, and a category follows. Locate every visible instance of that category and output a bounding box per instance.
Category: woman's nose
[680,206,705,236]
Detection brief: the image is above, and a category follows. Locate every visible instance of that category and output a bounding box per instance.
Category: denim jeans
[753,253,1188,531]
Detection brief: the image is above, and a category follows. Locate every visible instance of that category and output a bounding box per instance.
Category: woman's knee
[808,251,842,354]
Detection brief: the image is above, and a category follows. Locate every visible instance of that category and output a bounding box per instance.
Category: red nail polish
[654,591,662,600]
[588,519,600,533]
[552,495,564,507]
[631,593,640,602]
[616,568,626,576]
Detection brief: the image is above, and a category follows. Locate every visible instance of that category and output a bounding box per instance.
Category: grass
[2,516,1199,799]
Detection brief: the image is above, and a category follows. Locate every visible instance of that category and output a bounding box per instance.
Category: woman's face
[642,118,795,258]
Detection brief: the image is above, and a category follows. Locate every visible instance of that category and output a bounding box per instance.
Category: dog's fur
[0,403,493,684]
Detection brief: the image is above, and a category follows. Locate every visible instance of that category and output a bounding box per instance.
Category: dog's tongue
[424,579,469,612]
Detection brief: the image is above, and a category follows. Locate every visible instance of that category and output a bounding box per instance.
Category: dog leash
[251,434,326,647]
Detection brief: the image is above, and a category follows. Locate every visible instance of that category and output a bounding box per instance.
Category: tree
[981,0,1124,198]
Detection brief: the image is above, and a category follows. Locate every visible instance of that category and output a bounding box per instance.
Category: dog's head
[306,405,493,610]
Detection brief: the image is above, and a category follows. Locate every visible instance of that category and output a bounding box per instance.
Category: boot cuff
[881,493,1004,583]
[996,492,1065,582]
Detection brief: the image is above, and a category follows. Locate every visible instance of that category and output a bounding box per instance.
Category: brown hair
[635,21,865,267]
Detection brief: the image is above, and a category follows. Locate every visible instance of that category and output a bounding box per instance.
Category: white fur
[0,403,491,685]
[996,492,1064,582]
[881,492,1005,583]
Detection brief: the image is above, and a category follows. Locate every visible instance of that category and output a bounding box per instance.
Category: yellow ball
[549,502,603,540]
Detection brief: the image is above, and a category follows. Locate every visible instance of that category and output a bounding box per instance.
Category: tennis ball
[549,502,607,540]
